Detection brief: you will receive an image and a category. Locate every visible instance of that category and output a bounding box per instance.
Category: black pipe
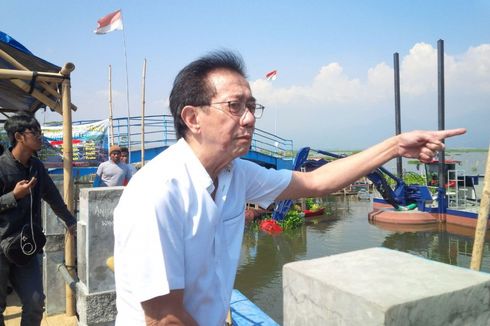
[393,52,403,178]
[437,39,447,213]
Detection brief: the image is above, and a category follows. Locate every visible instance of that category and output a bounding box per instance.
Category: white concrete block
[283,247,490,326]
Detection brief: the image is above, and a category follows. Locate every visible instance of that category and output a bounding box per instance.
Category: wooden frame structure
[0,33,77,315]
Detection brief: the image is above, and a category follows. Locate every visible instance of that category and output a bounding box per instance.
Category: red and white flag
[266,70,277,81]
[94,10,124,34]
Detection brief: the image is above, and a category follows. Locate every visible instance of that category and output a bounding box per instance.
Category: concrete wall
[283,247,490,325]
[42,179,123,326]
[42,175,72,315]
[77,187,123,326]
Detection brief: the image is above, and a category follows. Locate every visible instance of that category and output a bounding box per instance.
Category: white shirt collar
[177,138,235,195]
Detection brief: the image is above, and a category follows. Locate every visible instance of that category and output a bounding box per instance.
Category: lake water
[235,151,489,324]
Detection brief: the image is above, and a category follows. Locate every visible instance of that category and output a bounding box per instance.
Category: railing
[96,115,294,159]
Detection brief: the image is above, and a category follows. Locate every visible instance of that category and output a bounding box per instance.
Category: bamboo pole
[0,48,65,100]
[0,68,77,112]
[60,62,76,316]
[0,68,64,81]
[108,65,114,146]
[140,59,147,167]
[470,145,490,271]
[8,78,63,114]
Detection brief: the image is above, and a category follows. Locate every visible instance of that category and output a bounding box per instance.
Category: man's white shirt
[113,139,291,325]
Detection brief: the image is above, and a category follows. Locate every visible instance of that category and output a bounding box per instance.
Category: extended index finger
[434,128,467,140]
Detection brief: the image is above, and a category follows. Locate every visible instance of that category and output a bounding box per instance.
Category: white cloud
[251,43,490,149]
[400,43,438,96]
[447,44,490,93]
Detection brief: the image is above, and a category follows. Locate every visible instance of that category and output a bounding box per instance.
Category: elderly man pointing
[113,50,465,326]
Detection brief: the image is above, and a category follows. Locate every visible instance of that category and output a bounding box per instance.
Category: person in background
[120,147,137,177]
[113,50,466,326]
[0,112,76,325]
[93,145,132,187]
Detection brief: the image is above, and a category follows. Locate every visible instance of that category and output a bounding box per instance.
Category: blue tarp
[0,31,61,115]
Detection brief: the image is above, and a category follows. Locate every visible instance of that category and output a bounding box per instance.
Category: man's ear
[14,131,24,143]
[181,106,201,134]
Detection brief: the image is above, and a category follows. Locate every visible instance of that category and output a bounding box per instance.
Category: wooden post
[108,65,115,146]
[60,62,76,316]
[470,145,490,271]
[140,59,147,166]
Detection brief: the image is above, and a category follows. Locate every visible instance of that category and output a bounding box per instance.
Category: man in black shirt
[0,112,76,325]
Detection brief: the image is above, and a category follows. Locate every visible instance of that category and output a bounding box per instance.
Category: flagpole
[108,65,114,146]
[265,70,278,136]
[122,23,132,160]
[140,58,147,167]
[274,107,277,135]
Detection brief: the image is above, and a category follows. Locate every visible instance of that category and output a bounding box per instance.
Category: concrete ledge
[283,247,490,326]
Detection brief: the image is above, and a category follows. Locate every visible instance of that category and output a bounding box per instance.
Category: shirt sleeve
[96,163,103,177]
[114,179,185,303]
[0,191,17,213]
[239,159,292,208]
[40,166,77,227]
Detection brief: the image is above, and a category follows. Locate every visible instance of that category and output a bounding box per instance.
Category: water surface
[235,196,490,324]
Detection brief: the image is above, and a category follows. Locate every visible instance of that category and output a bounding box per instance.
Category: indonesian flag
[266,70,277,81]
[94,10,124,34]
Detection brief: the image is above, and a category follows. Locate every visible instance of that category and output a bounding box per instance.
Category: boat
[303,207,325,218]
[371,158,486,229]
[230,289,279,325]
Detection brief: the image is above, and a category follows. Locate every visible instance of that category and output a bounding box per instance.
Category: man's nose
[240,108,256,125]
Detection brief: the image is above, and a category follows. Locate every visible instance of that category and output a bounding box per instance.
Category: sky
[2,1,489,149]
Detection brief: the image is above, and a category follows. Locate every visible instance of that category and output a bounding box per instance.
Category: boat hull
[371,198,488,229]
[303,208,325,218]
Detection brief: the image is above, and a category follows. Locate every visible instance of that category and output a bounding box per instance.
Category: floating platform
[368,208,439,225]
[371,199,488,230]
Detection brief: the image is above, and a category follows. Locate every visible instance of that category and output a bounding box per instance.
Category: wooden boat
[303,207,325,218]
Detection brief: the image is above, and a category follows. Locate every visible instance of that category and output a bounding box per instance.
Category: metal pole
[393,52,403,178]
[140,59,147,167]
[60,62,76,316]
[437,39,447,214]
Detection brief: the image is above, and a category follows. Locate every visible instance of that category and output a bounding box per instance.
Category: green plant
[385,171,426,187]
[279,209,304,230]
[402,172,426,185]
[305,198,315,210]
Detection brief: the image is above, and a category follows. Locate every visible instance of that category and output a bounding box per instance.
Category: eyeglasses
[23,130,42,137]
[209,101,265,119]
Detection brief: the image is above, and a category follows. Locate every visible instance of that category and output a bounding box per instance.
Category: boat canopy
[0,31,76,122]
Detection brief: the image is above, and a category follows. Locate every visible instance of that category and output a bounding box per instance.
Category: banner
[39,120,109,168]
